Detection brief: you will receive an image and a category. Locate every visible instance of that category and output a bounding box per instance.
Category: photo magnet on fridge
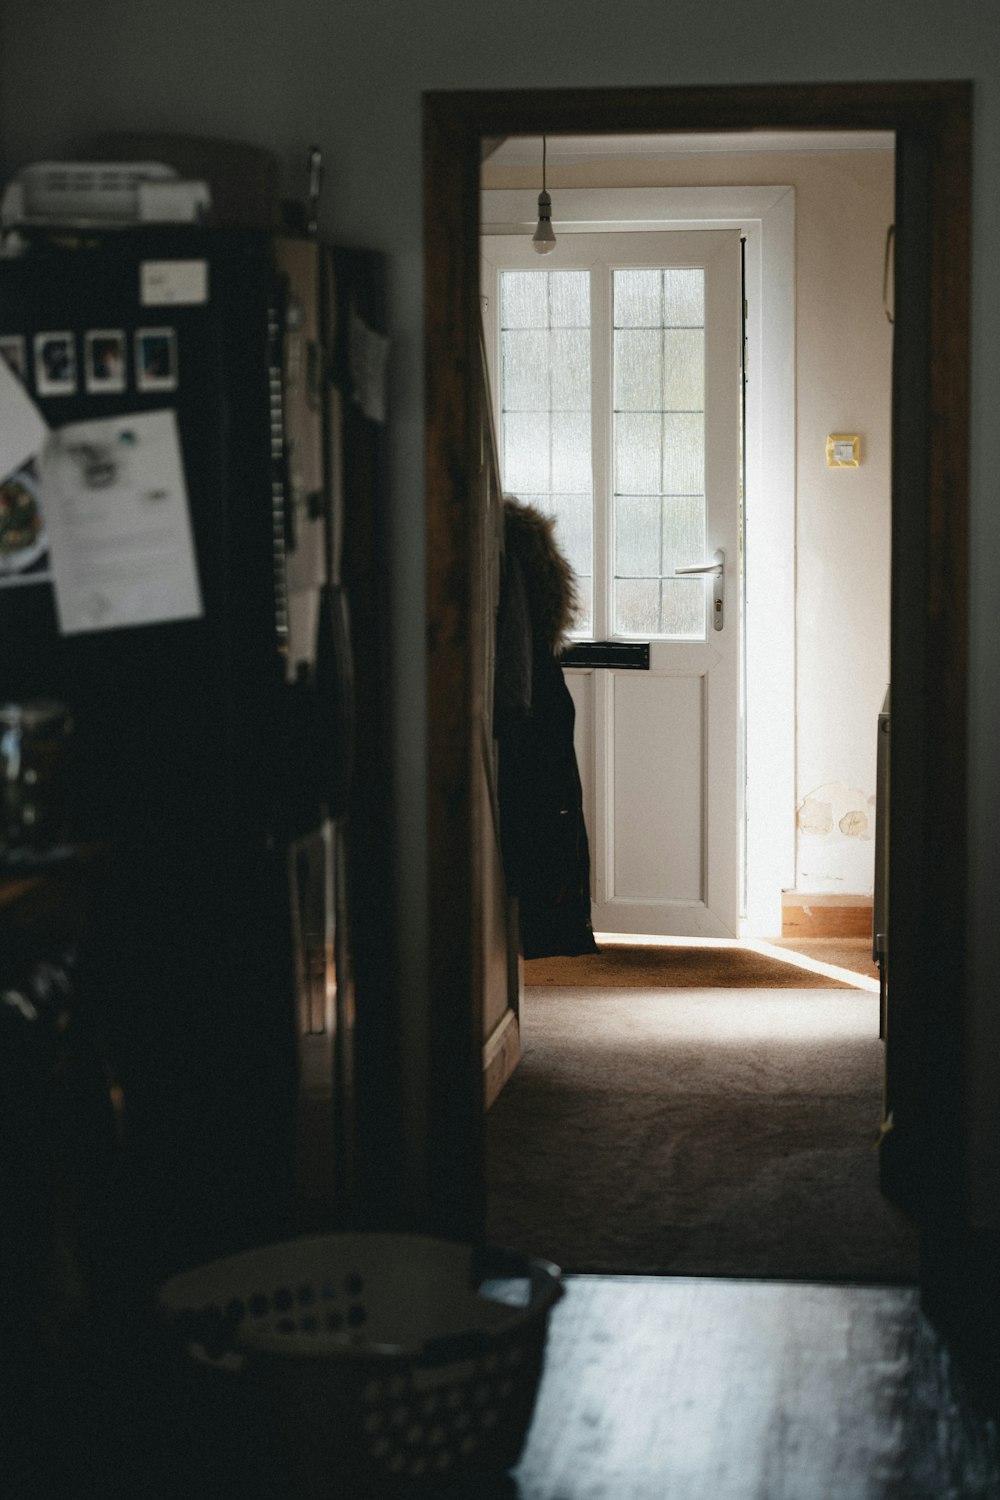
[135,327,177,392]
[34,332,76,395]
[0,459,50,586]
[0,335,27,382]
[85,330,127,394]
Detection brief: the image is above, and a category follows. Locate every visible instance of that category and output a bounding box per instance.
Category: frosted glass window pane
[663,269,704,326]
[549,329,590,410]
[662,412,704,494]
[606,266,708,640]
[615,412,661,495]
[551,411,592,492]
[661,578,703,638]
[615,495,661,577]
[614,269,661,328]
[504,411,550,492]
[501,330,549,411]
[614,329,662,412]
[662,494,704,573]
[615,579,660,635]
[499,272,593,595]
[572,575,593,636]
[553,493,594,578]
[548,272,590,328]
[501,273,548,329]
[663,328,704,411]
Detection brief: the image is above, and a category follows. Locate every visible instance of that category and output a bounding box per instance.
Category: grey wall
[2,0,998,1223]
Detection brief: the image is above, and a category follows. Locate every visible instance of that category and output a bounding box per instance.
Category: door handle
[675,548,725,630]
[675,548,724,576]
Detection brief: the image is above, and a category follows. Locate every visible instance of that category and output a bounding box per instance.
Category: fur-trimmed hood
[502,496,579,652]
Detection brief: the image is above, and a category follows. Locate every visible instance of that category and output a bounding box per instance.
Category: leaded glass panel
[499,270,593,634]
[612,268,706,639]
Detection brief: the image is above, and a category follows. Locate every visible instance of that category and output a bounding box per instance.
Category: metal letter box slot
[560,641,650,670]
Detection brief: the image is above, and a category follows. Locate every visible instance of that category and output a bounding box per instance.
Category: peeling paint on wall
[797,796,834,836]
[795,781,876,894]
[797,782,873,842]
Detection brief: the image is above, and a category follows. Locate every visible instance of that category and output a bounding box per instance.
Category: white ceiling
[486,131,895,166]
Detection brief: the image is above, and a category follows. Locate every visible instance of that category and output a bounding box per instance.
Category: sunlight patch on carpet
[520,986,880,1050]
[742,939,879,993]
[529,936,878,991]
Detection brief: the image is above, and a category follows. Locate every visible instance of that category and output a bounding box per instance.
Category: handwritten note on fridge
[40,410,203,634]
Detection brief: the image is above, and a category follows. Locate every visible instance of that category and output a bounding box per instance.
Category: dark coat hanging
[494,497,598,960]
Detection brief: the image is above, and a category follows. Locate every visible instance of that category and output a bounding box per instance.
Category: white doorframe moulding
[481,186,796,936]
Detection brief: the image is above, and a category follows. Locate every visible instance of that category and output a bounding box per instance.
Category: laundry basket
[158,1233,562,1495]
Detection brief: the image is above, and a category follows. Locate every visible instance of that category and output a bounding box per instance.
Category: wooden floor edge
[781,894,874,938]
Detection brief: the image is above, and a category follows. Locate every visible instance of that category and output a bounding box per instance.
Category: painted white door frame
[482,185,795,935]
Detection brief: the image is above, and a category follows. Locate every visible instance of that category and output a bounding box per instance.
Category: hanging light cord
[532,135,556,254]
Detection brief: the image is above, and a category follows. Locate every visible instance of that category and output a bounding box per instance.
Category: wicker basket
[158,1232,562,1495]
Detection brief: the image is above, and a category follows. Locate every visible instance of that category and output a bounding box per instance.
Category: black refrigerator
[0,223,388,1282]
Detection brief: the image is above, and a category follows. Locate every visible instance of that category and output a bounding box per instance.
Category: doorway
[422,83,971,1273]
[480,138,892,942]
[480,140,898,1278]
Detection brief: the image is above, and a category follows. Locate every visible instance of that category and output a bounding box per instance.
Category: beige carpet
[486,979,918,1283]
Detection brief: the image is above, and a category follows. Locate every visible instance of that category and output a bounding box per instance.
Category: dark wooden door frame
[423,83,972,1263]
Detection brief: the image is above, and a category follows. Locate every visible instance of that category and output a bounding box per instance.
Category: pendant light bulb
[532,137,556,255]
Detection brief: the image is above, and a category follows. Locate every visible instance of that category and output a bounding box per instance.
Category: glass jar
[0,700,73,853]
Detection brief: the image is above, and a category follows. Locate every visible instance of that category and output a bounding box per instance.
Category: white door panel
[613,672,704,899]
[592,642,739,936]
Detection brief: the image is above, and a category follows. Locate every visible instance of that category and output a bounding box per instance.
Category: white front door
[482,230,743,938]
